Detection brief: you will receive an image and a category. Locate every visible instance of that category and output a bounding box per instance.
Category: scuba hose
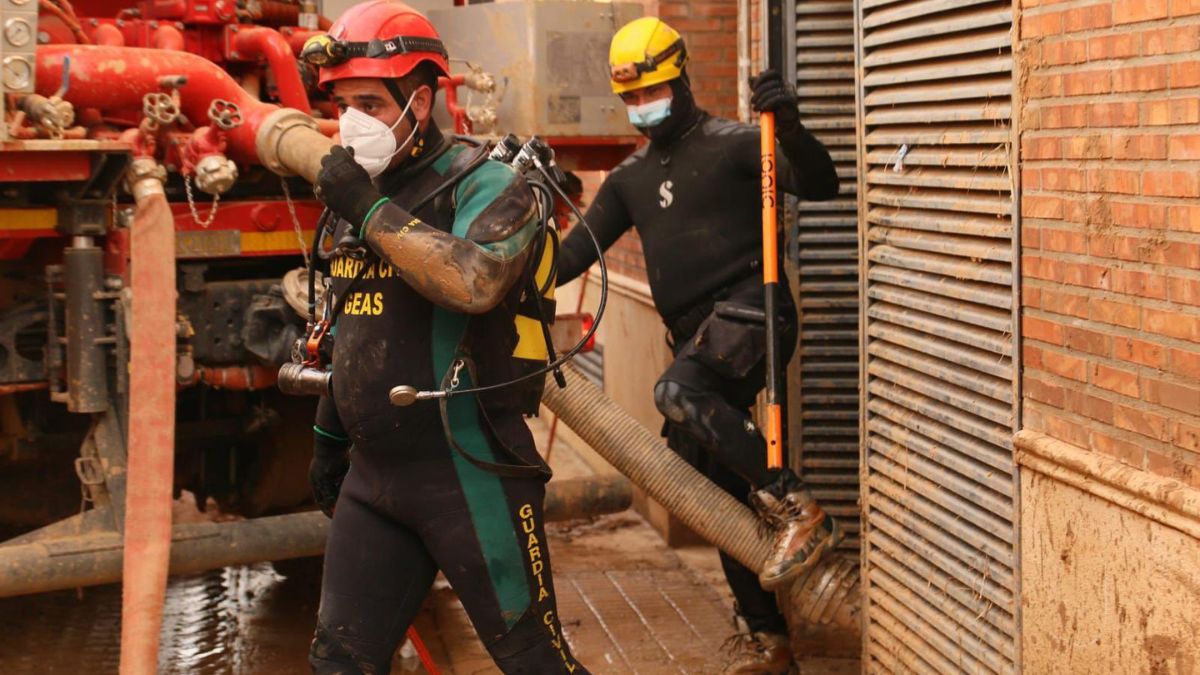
[308,208,336,320]
[421,160,609,479]
[526,178,561,297]
[522,179,566,391]
[399,161,608,403]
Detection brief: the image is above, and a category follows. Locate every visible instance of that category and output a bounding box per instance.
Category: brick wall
[597,0,744,284]
[656,0,741,120]
[1019,0,1200,488]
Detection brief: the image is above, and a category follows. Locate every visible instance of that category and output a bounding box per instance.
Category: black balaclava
[375,77,448,190]
[639,69,702,148]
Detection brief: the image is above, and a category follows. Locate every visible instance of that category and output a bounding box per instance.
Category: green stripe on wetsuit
[430,156,535,628]
[432,310,532,629]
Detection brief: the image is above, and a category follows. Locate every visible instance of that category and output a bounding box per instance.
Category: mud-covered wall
[1016,3,1200,668]
[1018,432,1200,674]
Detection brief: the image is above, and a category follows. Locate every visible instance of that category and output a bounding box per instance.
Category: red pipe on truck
[32,46,330,672]
[36,45,330,162]
[36,45,281,164]
[180,365,279,390]
[283,28,322,55]
[152,23,185,51]
[252,0,332,29]
[229,26,311,114]
[93,23,124,46]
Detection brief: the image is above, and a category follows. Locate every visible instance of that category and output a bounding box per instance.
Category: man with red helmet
[302,2,588,672]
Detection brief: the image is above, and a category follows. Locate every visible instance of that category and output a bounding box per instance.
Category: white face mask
[337,92,420,178]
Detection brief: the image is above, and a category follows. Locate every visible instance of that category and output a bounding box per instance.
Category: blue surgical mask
[626,97,673,127]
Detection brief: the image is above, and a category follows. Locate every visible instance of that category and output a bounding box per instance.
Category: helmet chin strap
[383,79,419,127]
[381,78,424,164]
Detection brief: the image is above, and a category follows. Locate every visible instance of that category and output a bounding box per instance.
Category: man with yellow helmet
[557,16,841,674]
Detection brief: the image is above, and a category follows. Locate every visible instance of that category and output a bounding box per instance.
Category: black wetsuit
[557,106,838,634]
[311,127,587,675]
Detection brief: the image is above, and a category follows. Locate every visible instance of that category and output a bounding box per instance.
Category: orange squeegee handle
[760,111,786,471]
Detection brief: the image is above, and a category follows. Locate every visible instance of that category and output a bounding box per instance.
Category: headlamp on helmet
[302,33,448,69]
[301,34,348,67]
[610,38,685,85]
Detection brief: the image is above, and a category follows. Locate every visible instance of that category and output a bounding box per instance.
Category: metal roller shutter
[855,0,1019,672]
[792,0,861,552]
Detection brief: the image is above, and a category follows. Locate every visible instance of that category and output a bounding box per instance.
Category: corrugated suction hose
[542,363,860,632]
[543,364,771,570]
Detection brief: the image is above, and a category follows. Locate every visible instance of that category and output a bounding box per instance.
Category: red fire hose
[121,168,177,675]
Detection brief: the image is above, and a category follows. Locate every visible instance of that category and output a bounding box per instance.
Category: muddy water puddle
[0,558,325,674]
[0,513,827,674]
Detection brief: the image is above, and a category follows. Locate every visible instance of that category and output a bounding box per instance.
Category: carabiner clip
[334,232,368,260]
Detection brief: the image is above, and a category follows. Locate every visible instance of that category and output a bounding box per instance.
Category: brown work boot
[751,475,843,591]
[721,631,793,675]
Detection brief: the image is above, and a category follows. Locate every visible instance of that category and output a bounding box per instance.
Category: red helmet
[314,0,450,89]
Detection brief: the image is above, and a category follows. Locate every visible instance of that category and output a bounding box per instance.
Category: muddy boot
[751,471,843,591]
[721,631,793,675]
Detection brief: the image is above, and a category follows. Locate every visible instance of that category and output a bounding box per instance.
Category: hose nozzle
[388,385,446,407]
[277,362,332,396]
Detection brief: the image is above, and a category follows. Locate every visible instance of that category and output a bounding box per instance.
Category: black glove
[315,145,385,230]
[749,69,801,133]
[310,429,351,518]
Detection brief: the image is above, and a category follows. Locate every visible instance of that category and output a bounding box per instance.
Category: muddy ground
[0,419,860,674]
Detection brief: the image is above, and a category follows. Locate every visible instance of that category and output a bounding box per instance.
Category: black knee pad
[653,378,691,424]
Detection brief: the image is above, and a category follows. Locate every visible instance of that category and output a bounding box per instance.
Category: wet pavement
[429,512,736,674]
[0,559,320,674]
[0,516,739,674]
[0,418,859,674]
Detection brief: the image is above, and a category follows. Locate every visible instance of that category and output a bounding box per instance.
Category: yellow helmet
[609,17,688,94]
